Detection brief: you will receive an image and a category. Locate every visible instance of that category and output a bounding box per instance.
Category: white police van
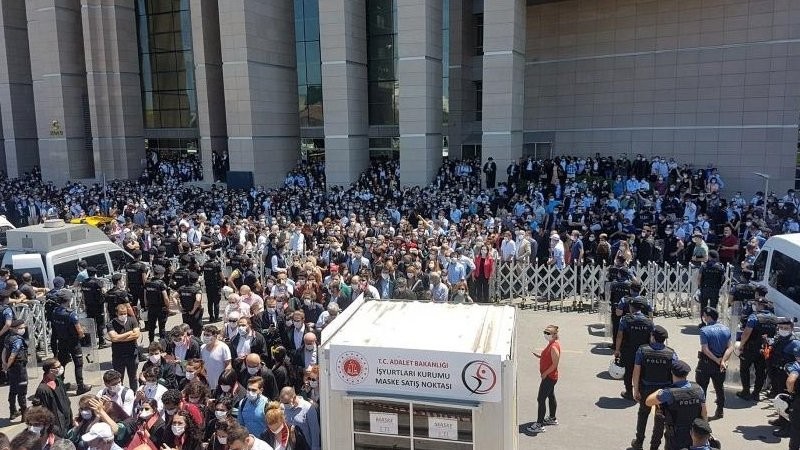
[750,233,800,323]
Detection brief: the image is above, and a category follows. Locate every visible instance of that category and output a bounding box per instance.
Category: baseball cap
[671,360,691,377]
[52,277,65,289]
[691,418,712,436]
[651,325,669,341]
[82,422,114,442]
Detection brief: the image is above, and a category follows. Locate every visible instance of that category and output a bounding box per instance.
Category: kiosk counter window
[353,399,474,450]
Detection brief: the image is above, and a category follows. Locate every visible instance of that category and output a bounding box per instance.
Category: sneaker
[9,410,20,420]
[526,422,546,433]
[543,417,558,426]
[621,391,634,401]
[630,438,644,450]
[736,391,753,401]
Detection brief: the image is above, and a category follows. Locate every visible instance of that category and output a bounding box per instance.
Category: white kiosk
[320,298,518,450]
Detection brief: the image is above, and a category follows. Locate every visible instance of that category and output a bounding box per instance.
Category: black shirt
[106,316,139,357]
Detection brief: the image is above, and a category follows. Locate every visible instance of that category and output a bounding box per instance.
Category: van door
[764,249,800,323]
[11,254,48,287]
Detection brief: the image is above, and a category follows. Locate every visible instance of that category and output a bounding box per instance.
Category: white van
[750,233,800,322]
[0,219,133,288]
[0,215,16,247]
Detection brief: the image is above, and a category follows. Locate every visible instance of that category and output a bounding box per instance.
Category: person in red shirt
[717,225,740,265]
[526,324,561,434]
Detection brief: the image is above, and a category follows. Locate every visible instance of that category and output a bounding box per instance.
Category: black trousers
[147,312,167,343]
[790,401,800,450]
[206,286,221,320]
[7,363,27,413]
[129,285,144,307]
[112,353,138,391]
[537,376,557,422]
[56,340,85,387]
[611,313,621,348]
[475,277,489,303]
[183,311,203,338]
[635,385,665,448]
[622,351,636,394]
[699,287,720,311]
[740,351,767,395]
[770,366,789,397]
[664,425,692,450]
[88,311,106,345]
[696,369,726,410]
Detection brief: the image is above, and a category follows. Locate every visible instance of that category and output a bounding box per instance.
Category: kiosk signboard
[331,345,502,403]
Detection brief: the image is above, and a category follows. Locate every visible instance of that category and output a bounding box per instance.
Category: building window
[296,0,323,127]
[474,13,483,56]
[300,138,325,162]
[367,0,399,126]
[369,137,399,160]
[136,0,198,130]
[474,81,482,122]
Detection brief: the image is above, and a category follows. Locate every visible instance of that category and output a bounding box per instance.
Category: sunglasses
[543,331,552,336]
[308,378,318,381]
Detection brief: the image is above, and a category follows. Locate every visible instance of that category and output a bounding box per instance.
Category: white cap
[82,422,114,442]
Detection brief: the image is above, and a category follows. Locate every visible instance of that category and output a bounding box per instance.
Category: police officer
[696,250,725,327]
[152,246,172,286]
[609,255,635,348]
[730,281,756,328]
[695,307,733,420]
[631,325,677,450]
[0,290,15,344]
[43,276,68,359]
[172,255,191,290]
[202,251,225,322]
[770,318,797,437]
[683,418,715,450]
[105,273,133,319]
[645,360,707,450]
[783,346,800,450]
[144,265,170,343]
[51,290,91,395]
[240,259,261,292]
[2,319,27,419]
[738,296,778,401]
[80,266,107,348]
[125,249,148,308]
[616,297,654,401]
[178,272,203,337]
[616,281,652,318]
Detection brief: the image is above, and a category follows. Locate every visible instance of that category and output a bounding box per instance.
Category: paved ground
[0,305,785,449]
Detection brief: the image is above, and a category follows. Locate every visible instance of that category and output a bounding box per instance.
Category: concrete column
[190,0,227,183]
[219,0,298,187]
[0,0,38,178]
[27,0,93,184]
[81,0,145,181]
[319,0,369,187]
[445,0,465,159]
[481,0,525,182]
[398,0,442,187]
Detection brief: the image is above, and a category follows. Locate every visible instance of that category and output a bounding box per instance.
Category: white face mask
[146,381,158,389]
[309,380,319,388]
[108,383,121,394]
[247,366,260,375]
[305,344,315,351]
[28,425,43,434]
[220,384,231,392]
[303,299,312,306]
[165,408,177,416]
[139,410,153,420]
[171,424,185,436]
[80,410,93,420]
[778,329,793,337]
[215,410,227,420]
[267,308,276,314]
[543,334,554,342]
[57,367,65,377]
[247,391,259,401]
[118,315,128,324]
[185,372,196,380]
[293,320,303,329]
[217,436,227,444]
[238,326,248,336]
[149,354,161,364]
[201,335,213,344]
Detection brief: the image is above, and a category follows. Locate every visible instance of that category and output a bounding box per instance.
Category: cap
[52,276,65,289]
[651,325,669,340]
[153,265,166,275]
[111,273,123,283]
[692,230,703,237]
[57,290,74,302]
[671,360,691,378]
[10,319,24,328]
[82,422,114,442]
[691,418,712,436]
[777,317,793,325]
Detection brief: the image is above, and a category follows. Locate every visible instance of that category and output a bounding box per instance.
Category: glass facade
[442,0,450,127]
[367,0,399,126]
[296,0,323,128]
[136,0,198,130]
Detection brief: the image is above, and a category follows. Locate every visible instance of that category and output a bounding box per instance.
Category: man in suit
[483,157,497,189]
[292,332,318,372]
[375,267,396,300]
[285,310,310,353]
[229,317,269,369]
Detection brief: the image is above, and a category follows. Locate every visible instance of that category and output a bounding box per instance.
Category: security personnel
[172,255,191,290]
[738,296,778,401]
[125,249,148,308]
[51,290,91,394]
[782,346,800,450]
[609,256,635,348]
[202,251,225,322]
[2,319,27,419]
[697,250,725,326]
[616,281,652,318]
[695,307,733,420]
[240,259,261,292]
[144,265,170,343]
[105,273,134,319]
[80,266,107,348]
[631,325,677,450]
[645,360,707,450]
[152,246,172,286]
[43,276,68,359]
[770,318,797,436]
[178,272,203,337]
[730,282,756,328]
[684,418,715,450]
[616,297,654,400]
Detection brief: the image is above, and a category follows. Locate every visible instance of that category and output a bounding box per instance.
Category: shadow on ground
[587,323,607,337]
[679,325,701,336]
[732,424,782,444]
[590,342,614,356]
[595,396,636,409]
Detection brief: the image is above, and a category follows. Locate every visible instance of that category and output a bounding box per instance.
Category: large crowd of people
[0,151,797,449]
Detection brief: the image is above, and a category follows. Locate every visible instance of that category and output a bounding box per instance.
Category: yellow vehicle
[69,215,116,228]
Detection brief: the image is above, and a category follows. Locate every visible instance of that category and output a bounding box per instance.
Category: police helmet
[608,359,625,379]
[774,393,793,420]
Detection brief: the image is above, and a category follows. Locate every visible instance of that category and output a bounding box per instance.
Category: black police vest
[178,285,199,312]
[610,281,631,306]
[700,263,725,289]
[242,269,257,288]
[622,315,653,353]
[164,238,179,257]
[144,280,166,308]
[640,345,675,385]
[664,383,704,430]
[81,279,103,307]
[746,314,778,352]
[4,334,27,365]
[769,336,796,367]
[173,269,189,288]
[202,261,222,288]
[732,284,756,303]
[44,289,61,321]
[105,288,130,306]
[125,262,144,286]
[52,306,78,341]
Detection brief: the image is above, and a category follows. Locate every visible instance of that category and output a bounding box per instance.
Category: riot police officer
[152,246,172,286]
[43,276,68,358]
[172,255,191,290]
[730,281,756,328]
[105,273,134,319]
[3,319,27,419]
[125,249,148,308]
[738,296,778,401]
[695,307,733,420]
[770,317,797,436]
[609,255,635,348]
[144,265,170,343]
[178,272,203,337]
[697,251,725,327]
[240,259,261,292]
[645,360,707,450]
[80,266,107,348]
[51,290,91,394]
[202,251,225,322]
[616,297,654,400]
[631,325,677,450]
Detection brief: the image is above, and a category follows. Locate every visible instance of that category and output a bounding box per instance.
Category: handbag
[125,428,157,450]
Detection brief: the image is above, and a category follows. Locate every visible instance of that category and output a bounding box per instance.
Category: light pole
[754,172,770,213]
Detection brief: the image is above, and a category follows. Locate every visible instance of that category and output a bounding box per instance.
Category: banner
[330,345,502,403]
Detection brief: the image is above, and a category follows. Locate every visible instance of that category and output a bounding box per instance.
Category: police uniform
[658,363,706,450]
[105,274,133,319]
[633,325,677,450]
[695,309,731,418]
[144,266,170,342]
[172,261,190,290]
[739,302,778,400]
[618,298,654,398]
[178,274,203,337]
[80,271,106,347]
[785,357,800,450]
[202,255,224,322]
[125,258,147,307]
[3,319,27,416]
[768,318,797,399]
[51,291,89,392]
[698,259,725,312]
[609,269,633,348]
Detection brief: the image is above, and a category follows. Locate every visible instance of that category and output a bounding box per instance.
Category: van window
[110,250,132,272]
[82,253,110,277]
[768,250,800,304]
[13,268,44,288]
[54,259,80,285]
[753,250,767,281]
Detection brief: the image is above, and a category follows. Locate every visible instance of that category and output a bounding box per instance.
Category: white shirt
[236,333,253,357]
[137,382,168,411]
[500,239,517,262]
[224,302,251,318]
[249,435,275,450]
[201,341,232,390]
[97,386,136,416]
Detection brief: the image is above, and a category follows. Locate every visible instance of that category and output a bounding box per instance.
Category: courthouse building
[0,0,798,192]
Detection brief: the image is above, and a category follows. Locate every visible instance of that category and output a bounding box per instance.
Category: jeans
[537,376,558,422]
